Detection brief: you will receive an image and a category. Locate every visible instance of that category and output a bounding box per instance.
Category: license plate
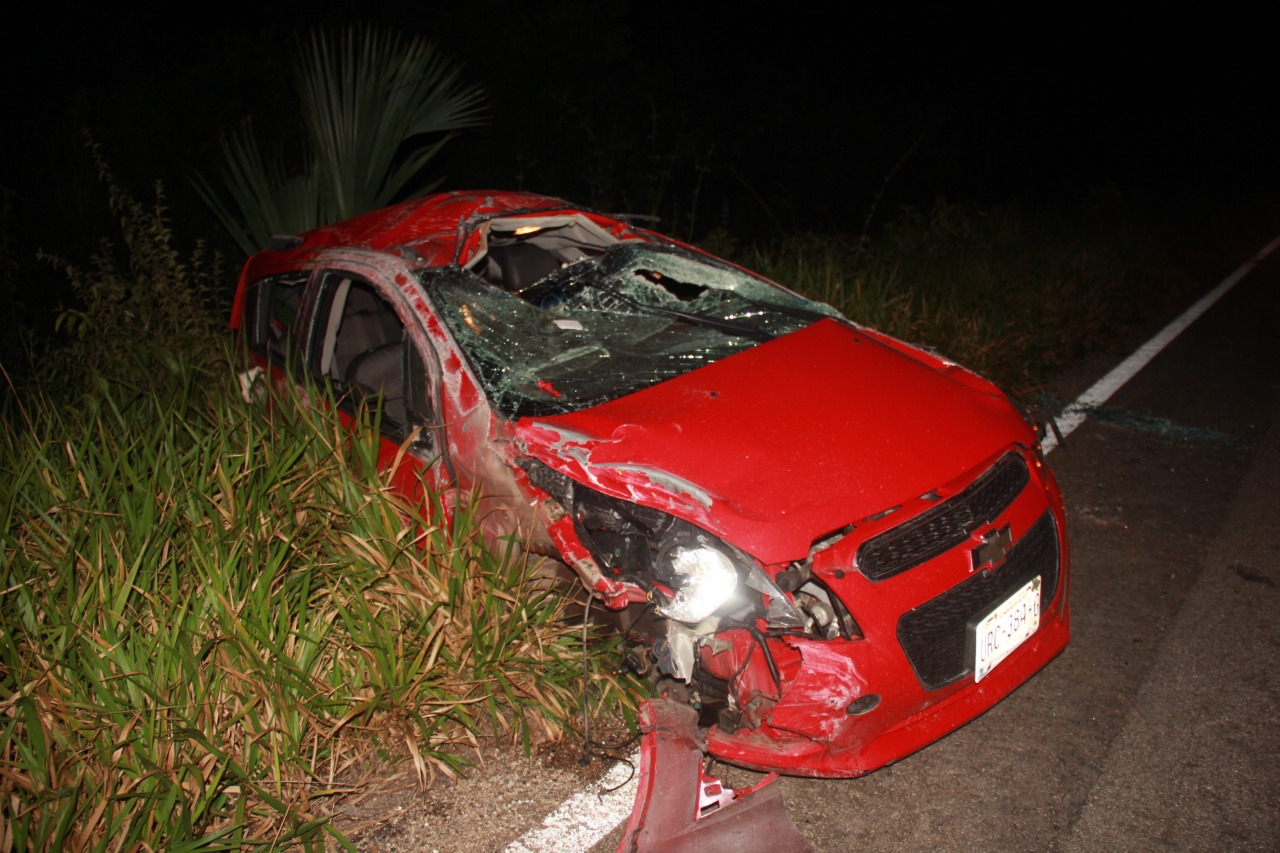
[971,577,1041,682]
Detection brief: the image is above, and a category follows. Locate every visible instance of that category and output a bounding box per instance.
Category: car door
[301,265,451,514]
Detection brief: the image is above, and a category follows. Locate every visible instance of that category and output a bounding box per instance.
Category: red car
[231,190,1070,777]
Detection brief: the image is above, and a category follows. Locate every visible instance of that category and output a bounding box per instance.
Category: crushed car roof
[232,190,648,328]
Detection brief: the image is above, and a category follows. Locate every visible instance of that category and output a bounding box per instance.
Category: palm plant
[198,26,486,256]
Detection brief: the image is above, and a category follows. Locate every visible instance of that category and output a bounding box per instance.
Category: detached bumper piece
[618,699,812,853]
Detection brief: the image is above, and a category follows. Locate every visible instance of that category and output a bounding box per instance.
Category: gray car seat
[485,243,563,291]
[332,287,404,378]
[345,341,407,428]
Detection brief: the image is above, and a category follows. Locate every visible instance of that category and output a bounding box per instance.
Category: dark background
[3,2,1277,325]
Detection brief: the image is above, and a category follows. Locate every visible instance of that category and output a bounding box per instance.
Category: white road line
[1041,234,1280,454]
[505,750,640,853]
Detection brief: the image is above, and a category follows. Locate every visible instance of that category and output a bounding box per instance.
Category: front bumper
[703,447,1071,777]
[706,601,1069,777]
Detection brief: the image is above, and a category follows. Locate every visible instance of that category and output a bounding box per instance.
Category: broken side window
[419,243,843,419]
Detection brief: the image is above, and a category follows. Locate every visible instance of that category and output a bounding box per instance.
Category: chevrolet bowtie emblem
[972,525,1013,572]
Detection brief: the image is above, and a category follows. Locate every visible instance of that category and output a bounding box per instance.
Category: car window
[309,272,437,447]
[419,243,843,419]
[242,273,307,364]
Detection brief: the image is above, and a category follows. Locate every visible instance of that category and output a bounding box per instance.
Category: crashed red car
[231,190,1069,778]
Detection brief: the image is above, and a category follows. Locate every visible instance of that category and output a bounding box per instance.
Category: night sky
[3,3,1277,276]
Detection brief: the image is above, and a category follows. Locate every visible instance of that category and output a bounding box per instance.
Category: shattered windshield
[418,243,844,418]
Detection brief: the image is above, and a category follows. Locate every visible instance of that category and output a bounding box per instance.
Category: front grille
[896,510,1060,691]
[857,453,1030,582]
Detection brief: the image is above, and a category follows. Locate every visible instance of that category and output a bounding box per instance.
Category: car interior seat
[484,243,563,291]
[345,340,407,429]
[332,286,404,378]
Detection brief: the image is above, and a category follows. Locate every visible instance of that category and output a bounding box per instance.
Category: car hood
[514,319,1032,564]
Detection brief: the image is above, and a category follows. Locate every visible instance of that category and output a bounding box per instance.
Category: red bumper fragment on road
[617,699,811,853]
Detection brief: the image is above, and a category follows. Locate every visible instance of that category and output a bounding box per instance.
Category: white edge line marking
[505,749,640,853]
[1041,233,1280,454]
[503,232,1280,851]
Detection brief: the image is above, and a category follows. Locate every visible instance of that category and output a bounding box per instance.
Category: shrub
[39,141,222,392]
[740,199,1195,394]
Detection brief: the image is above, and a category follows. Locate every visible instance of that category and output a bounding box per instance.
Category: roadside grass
[0,364,636,851]
[736,198,1197,395]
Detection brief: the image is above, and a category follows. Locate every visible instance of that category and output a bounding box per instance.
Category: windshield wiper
[728,292,835,325]
[601,284,774,342]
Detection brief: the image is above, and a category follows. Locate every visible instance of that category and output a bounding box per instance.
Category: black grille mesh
[857,453,1030,582]
[896,510,1060,691]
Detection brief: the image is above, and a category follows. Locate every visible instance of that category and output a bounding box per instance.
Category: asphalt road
[580,248,1280,852]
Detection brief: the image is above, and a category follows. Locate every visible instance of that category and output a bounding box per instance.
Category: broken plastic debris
[617,699,811,853]
[238,366,264,403]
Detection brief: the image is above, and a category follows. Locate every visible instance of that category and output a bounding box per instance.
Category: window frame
[241,272,309,369]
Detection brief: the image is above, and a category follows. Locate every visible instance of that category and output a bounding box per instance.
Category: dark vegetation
[3,5,1277,850]
[737,199,1206,392]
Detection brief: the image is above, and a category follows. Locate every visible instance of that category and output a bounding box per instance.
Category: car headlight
[518,458,800,626]
[657,543,739,622]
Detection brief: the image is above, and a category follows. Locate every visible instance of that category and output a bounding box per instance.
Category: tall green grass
[736,199,1194,393]
[0,365,633,851]
[5,157,637,851]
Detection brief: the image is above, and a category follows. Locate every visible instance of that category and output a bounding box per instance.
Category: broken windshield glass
[418,243,844,418]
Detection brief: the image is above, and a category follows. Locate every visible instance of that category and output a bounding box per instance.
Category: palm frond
[196,25,486,256]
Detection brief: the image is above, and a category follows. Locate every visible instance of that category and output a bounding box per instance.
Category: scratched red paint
[232,190,1070,778]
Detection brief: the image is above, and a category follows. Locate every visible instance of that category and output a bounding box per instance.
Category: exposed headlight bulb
[657,545,738,623]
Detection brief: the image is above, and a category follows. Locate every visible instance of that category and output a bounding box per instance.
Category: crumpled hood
[515,319,1032,564]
